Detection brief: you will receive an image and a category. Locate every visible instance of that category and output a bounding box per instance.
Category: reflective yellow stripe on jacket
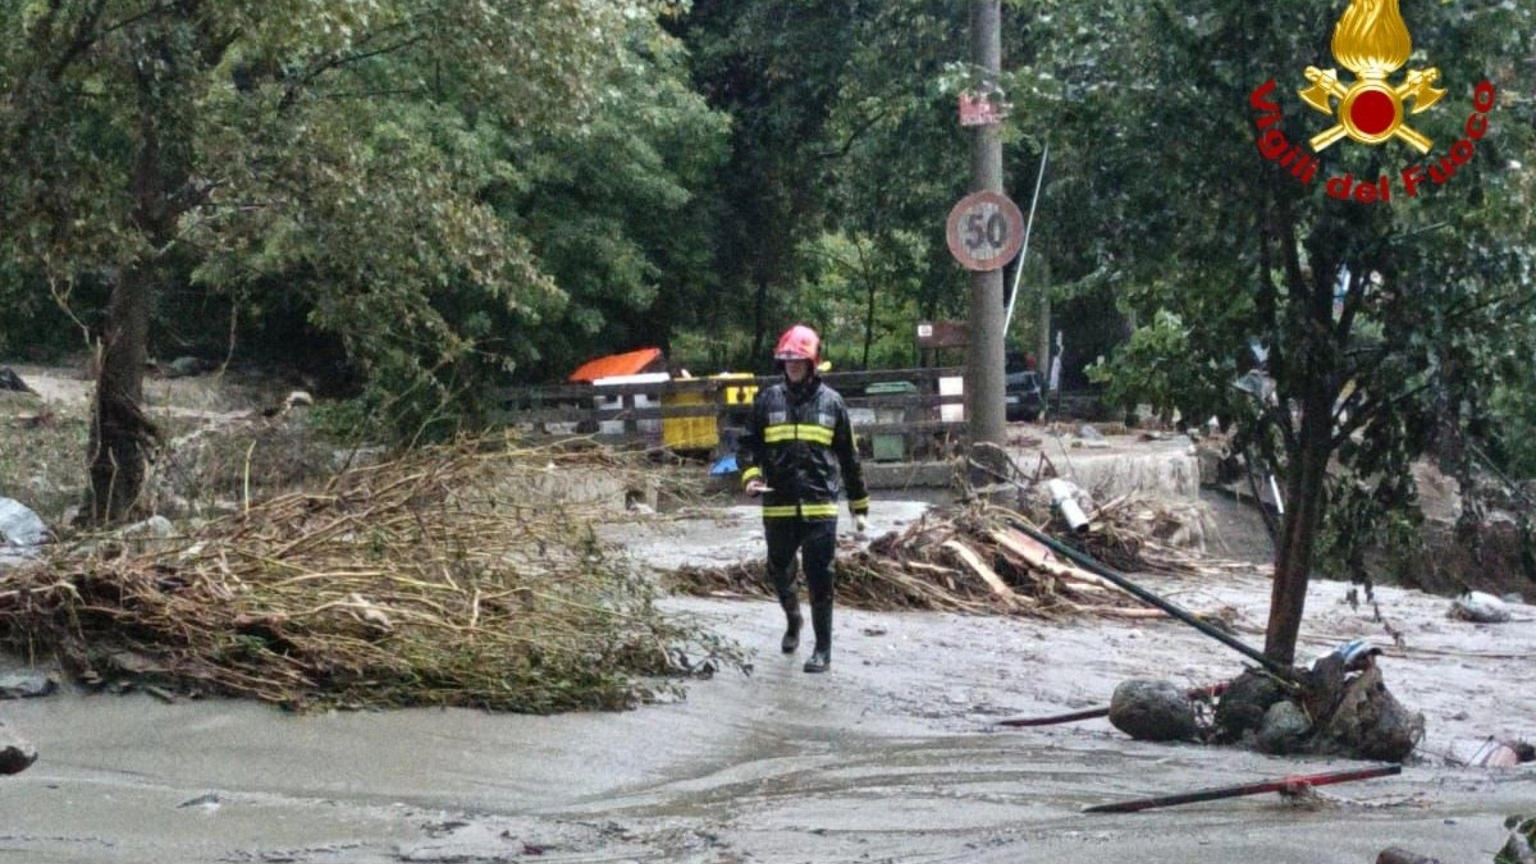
[762,502,840,519]
[762,423,835,445]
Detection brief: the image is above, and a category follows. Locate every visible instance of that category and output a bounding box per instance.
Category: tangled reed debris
[670,502,1224,620]
[0,442,738,713]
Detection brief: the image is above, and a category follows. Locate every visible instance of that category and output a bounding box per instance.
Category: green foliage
[1086,309,1207,421]
[1,1,729,434]
[1036,0,1536,603]
[1488,383,1536,479]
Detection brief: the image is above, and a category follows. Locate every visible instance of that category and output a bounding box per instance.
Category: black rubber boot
[803,603,832,673]
[780,600,803,654]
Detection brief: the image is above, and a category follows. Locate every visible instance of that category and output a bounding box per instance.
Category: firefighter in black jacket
[738,324,869,673]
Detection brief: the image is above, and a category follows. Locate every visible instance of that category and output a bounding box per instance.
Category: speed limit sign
[945,190,1024,272]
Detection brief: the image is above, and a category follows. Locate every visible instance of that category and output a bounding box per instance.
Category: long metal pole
[1004,142,1048,337]
[1009,518,1292,677]
[965,0,1006,447]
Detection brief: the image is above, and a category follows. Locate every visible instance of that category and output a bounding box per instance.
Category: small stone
[118,515,174,540]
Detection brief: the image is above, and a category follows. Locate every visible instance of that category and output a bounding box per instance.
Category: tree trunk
[862,277,876,369]
[87,86,165,523]
[750,271,769,367]
[88,266,158,522]
[1264,380,1332,665]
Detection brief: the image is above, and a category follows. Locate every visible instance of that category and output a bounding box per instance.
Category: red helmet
[774,324,820,362]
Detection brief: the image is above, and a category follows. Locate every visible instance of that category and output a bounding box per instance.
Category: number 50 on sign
[945,190,1024,272]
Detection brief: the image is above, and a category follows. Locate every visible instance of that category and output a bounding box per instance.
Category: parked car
[1005,352,1044,422]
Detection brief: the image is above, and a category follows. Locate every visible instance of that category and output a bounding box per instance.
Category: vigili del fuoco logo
[1247,0,1498,203]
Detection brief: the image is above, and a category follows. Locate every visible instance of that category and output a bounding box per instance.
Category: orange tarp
[567,347,665,383]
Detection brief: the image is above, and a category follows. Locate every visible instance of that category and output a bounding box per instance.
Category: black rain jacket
[737,376,869,521]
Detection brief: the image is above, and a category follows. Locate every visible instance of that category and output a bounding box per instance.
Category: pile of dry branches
[1076,494,1233,576]
[670,503,1186,620]
[0,441,735,713]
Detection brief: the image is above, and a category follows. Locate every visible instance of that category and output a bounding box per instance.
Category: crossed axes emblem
[1299,65,1446,154]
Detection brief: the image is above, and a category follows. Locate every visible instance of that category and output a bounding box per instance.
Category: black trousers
[764,518,836,610]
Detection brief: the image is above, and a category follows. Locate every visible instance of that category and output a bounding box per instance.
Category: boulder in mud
[1500,816,1536,864]
[1376,848,1444,864]
[0,367,33,394]
[1108,678,1200,742]
[0,725,36,774]
[1311,665,1423,762]
[1255,700,1312,755]
[1451,591,1511,624]
[1214,669,1290,744]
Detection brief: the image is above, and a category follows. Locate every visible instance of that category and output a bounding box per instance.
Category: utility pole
[965,0,1006,447]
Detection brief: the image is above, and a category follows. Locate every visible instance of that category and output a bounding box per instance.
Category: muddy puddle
[2,502,1533,862]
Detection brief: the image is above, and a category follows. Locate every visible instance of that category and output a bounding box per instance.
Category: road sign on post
[945,190,1024,272]
[915,321,969,350]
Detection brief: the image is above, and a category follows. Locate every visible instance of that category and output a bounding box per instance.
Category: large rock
[1312,665,1424,762]
[1255,700,1311,754]
[0,367,33,394]
[1500,817,1536,864]
[1108,678,1200,742]
[0,725,37,775]
[0,496,48,556]
[1214,669,1290,744]
[1451,591,1511,624]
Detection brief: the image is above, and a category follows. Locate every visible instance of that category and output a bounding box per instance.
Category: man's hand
[854,514,869,537]
[745,479,769,497]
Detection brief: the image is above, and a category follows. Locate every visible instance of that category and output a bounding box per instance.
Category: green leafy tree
[0,0,658,519]
[1036,0,1536,663]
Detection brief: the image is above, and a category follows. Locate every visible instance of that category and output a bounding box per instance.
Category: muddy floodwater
[2,502,1533,862]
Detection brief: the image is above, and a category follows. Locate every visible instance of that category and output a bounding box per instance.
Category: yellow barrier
[661,373,759,451]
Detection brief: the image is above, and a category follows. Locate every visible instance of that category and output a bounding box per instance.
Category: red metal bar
[1083,764,1402,813]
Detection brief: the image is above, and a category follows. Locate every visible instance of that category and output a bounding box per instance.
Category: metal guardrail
[487,367,970,454]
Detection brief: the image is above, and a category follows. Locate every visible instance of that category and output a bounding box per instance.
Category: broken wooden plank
[941,540,1023,606]
[990,529,1122,592]
[1071,606,1170,620]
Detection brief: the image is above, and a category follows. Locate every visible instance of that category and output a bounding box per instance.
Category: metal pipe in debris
[1083,764,1402,813]
[1007,519,1291,678]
